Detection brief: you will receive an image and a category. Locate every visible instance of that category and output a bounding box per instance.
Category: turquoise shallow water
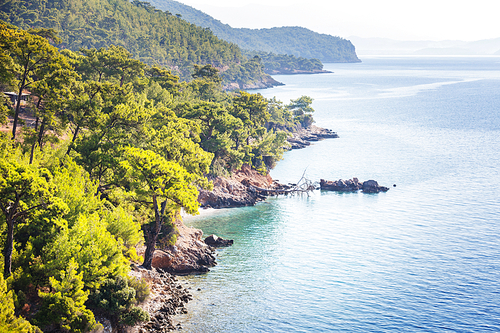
[178,56,500,332]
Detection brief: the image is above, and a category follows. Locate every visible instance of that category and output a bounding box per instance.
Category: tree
[120,147,199,269]
[26,67,77,164]
[78,46,146,87]
[191,64,222,84]
[288,95,315,128]
[0,23,67,140]
[266,96,294,130]
[232,91,269,146]
[0,159,56,277]
[36,259,98,333]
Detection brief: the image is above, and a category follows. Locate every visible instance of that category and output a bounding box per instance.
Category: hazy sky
[174,0,498,41]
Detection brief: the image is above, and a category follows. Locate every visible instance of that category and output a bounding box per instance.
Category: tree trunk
[29,116,40,164]
[3,218,14,277]
[37,119,46,151]
[142,196,167,270]
[66,124,80,156]
[11,69,28,140]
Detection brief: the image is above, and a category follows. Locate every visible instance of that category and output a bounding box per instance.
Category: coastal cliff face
[198,164,274,208]
[138,216,217,275]
[223,75,284,91]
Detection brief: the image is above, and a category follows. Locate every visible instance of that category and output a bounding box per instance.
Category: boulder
[204,234,234,247]
[362,180,389,193]
[320,178,362,191]
[320,178,389,193]
[138,221,217,275]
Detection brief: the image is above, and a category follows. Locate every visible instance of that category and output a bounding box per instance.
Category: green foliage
[243,50,324,74]
[104,207,143,249]
[45,212,130,290]
[0,20,321,331]
[0,273,41,332]
[0,155,62,277]
[0,20,70,139]
[288,95,315,128]
[222,55,269,88]
[250,130,288,172]
[0,0,244,80]
[121,147,200,215]
[266,97,295,130]
[36,259,98,333]
[128,276,150,303]
[88,275,149,326]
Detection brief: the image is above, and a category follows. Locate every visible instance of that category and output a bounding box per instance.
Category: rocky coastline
[223,75,284,91]
[133,125,345,331]
[286,125,339,149]
[265,69,333,75]
[124,267,193,333]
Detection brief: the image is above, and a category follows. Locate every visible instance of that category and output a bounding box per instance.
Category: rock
[320,178,389,193]
[362,180,389,193]
[137,216,217,275]
[204,235,234,247]
[320,178,362,191]
[125,267,193,333]
[197,164,273,209]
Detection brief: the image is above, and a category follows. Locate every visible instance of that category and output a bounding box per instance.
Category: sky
[174,0,499,41]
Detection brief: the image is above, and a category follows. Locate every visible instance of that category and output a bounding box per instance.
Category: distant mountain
[350,36,500,56]
[147,0,360,63]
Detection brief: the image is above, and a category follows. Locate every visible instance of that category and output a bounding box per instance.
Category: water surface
[178,56,500,332]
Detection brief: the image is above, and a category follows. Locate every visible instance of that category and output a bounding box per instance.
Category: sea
[177,56,500,332]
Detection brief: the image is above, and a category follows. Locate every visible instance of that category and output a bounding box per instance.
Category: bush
[36,259,98,333]
[89,276,149,326]
[0,273,42,333]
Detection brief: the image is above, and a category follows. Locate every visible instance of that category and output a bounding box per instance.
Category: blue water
[178,56,500,332]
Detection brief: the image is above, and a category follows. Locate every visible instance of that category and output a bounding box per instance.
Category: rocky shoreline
[286,125,339,149]
[265,69,333,75]
[132,125,342,331]
[124,267,193,333]
[223,75,284,91]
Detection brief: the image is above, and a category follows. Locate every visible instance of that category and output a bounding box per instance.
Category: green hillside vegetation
[0,22,315,331]
[243,51,327,75]
[147,0,360,63]
[0,0,276,87]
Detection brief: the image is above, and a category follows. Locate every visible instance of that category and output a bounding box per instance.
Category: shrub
[89,276,149,326]
[36,259,98,333]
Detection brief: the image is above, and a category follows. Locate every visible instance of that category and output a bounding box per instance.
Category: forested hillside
[148,0,361,63]
[243,51,327,75]
[0,0,276,87]
[0,22,316,331]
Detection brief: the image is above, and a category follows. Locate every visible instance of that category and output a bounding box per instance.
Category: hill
[147,0,360,63]
[0,0,278,88]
